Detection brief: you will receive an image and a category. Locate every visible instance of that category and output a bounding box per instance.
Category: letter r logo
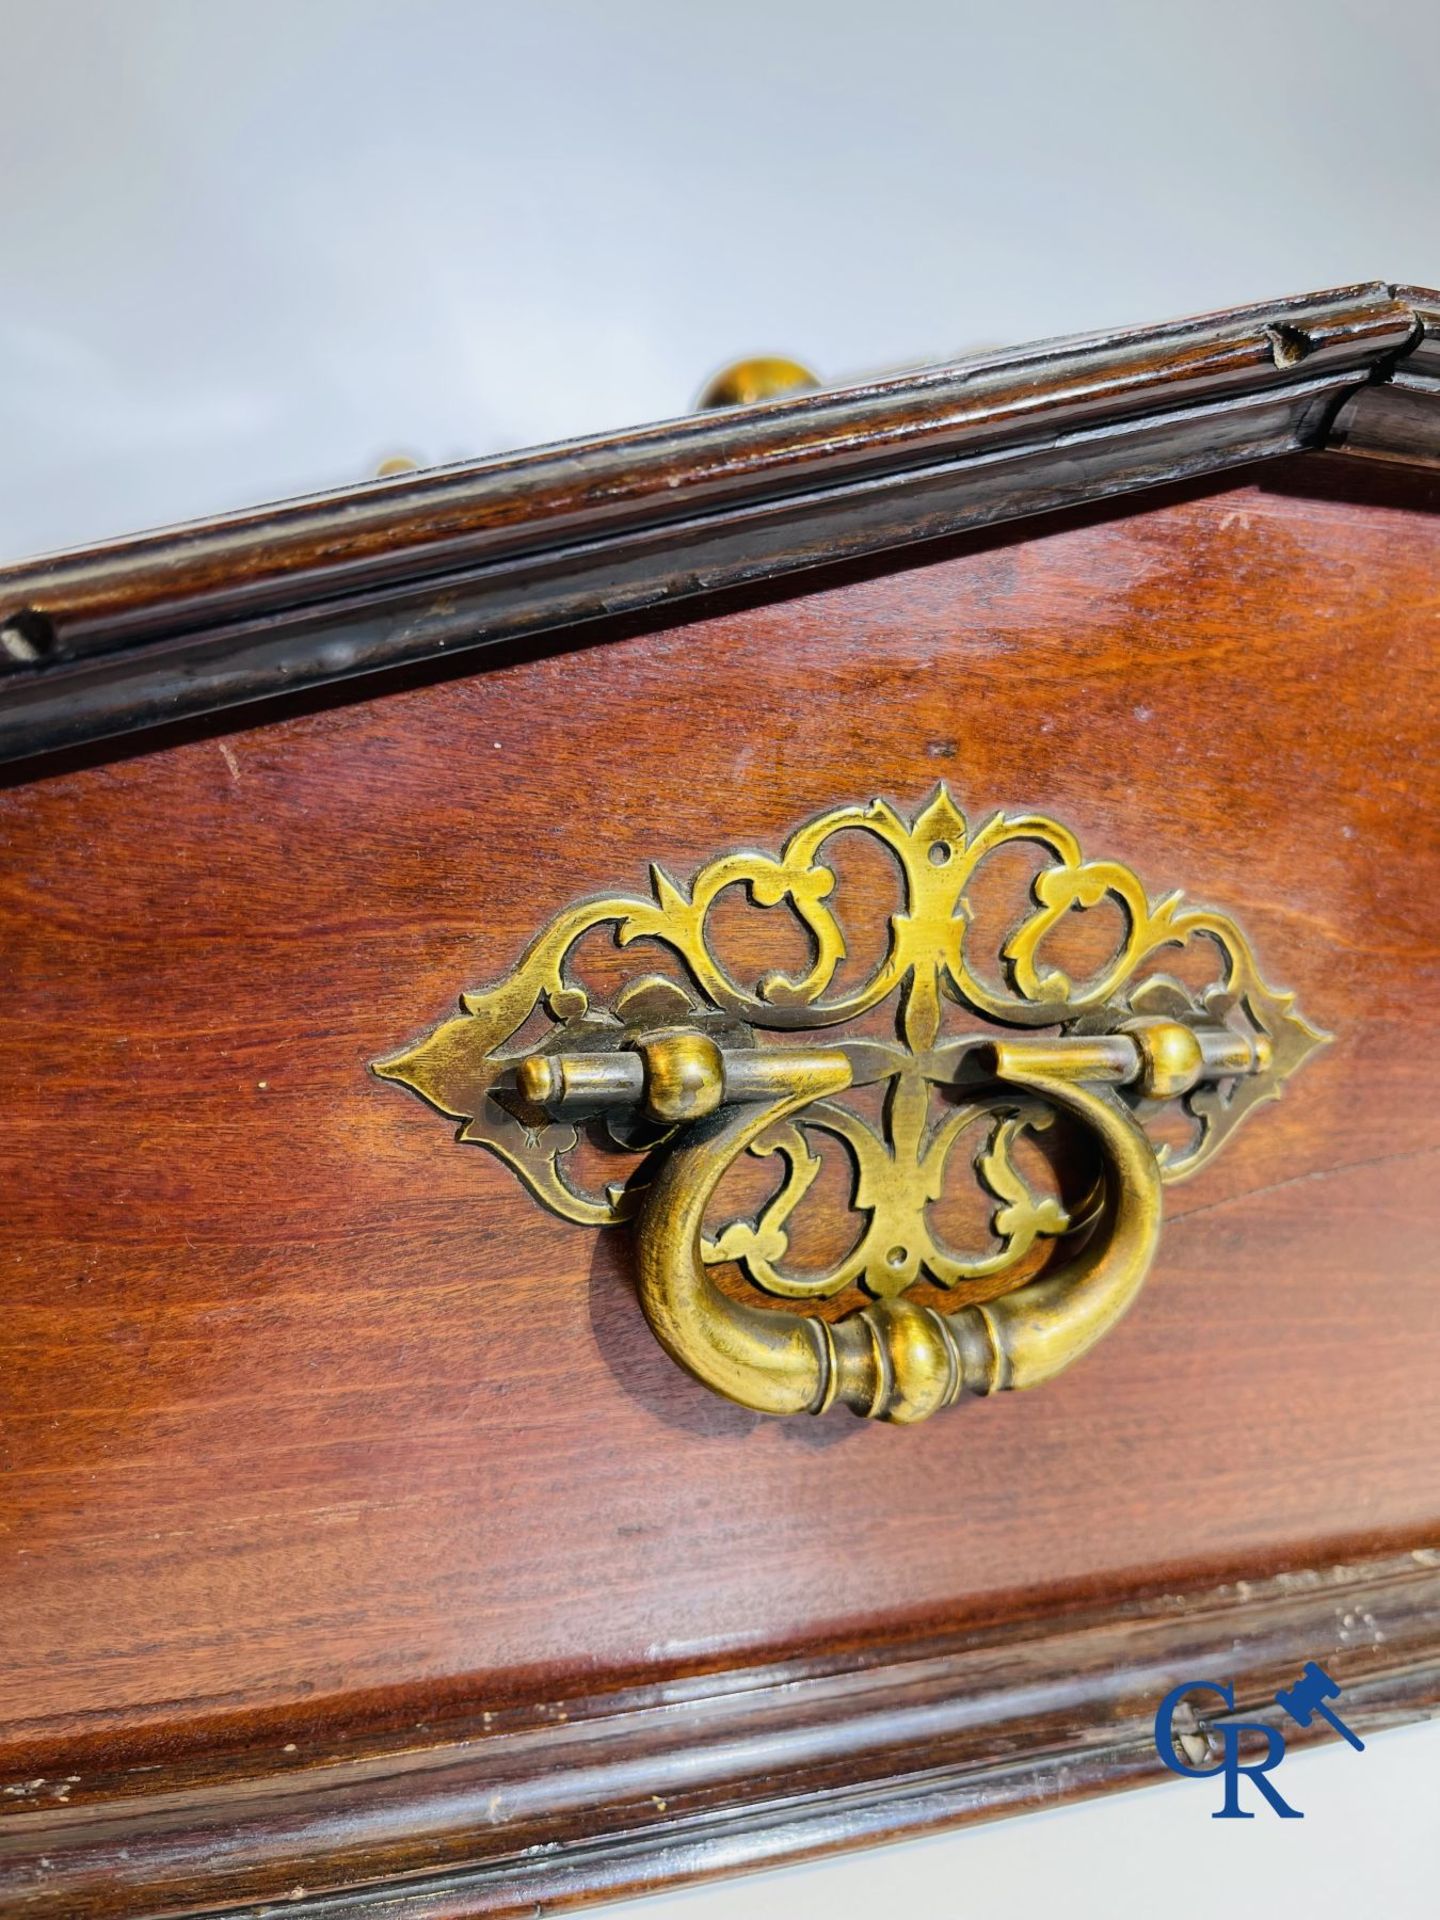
[1154,1681,1302,1819]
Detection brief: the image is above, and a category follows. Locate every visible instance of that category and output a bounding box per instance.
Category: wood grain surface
[2,460,1438,1824]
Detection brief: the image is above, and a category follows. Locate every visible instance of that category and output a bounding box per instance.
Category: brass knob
[697,357,821,410]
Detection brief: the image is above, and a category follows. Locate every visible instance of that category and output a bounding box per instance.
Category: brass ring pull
[634,1034,1165,1423]
[377,788,1327,1424]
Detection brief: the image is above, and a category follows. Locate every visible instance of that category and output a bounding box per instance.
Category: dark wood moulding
[4,1553,1438,1920]
[0,281,1435,766]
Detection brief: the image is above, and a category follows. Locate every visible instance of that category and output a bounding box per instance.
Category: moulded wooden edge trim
[3,1548,1437,1920]
[1329,287,1440,468]
[0,281,1434,769]
[0,376,1345,768]
[0,282,1416,645]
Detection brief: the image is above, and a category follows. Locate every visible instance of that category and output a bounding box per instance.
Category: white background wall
[2,0,1439,562]
[2,1,1436,1911]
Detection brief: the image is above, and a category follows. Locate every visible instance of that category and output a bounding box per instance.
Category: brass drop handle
[377,787,1327,1425]
[515,1023,1260,1422]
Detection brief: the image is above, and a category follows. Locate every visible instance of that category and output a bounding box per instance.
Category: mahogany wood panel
[2,463,1438,1813]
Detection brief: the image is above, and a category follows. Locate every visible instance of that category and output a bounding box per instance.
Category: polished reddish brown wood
[3,459,1438,1776]
[2,452,1439,1917]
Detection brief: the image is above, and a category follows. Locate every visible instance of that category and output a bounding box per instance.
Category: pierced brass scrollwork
[376,789,1327,1423]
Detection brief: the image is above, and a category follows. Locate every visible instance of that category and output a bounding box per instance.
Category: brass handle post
[516,1021,1269,1121]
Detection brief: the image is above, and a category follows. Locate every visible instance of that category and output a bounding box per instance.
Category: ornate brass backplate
[376,789,1327,1423]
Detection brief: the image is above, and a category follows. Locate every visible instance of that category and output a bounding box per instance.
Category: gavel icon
[1275,1661,1365,1751]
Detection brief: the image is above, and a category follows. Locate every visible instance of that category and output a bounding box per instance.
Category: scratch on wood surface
[1167,1142,1440,1229]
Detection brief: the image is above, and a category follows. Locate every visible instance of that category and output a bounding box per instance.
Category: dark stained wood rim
[0,281,1435,768]
[4,1548,1438,1919]
[1330,284,1440,468]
